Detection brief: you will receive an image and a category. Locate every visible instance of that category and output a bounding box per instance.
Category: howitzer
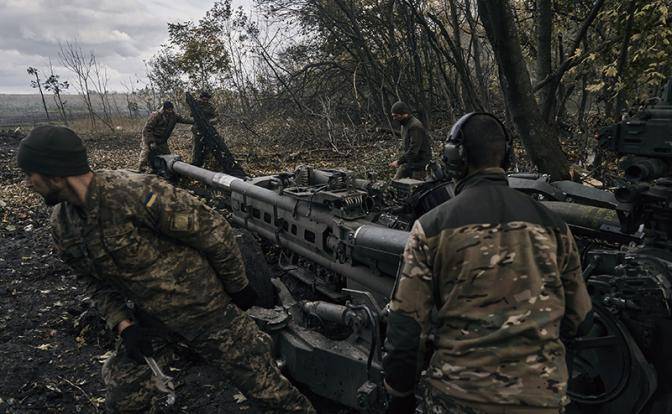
[155,154,646,412]
[153,77,672,414]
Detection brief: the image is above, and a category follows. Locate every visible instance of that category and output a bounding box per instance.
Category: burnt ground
[0,123,399,414]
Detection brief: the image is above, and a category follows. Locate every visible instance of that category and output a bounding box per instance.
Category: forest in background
[18,0,672,180]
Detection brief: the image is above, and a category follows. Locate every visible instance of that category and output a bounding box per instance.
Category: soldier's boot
[190,303,317,414]
[394,165,412,179]
[102,341,177,413]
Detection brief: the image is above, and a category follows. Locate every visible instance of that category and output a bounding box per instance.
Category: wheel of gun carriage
[565,302,656,414]
[233,228,276,308]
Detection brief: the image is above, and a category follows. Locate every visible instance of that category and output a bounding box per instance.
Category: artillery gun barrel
[541,201,619,230]
[620,156,670,182]
[166,158,622,297]
[171,159,337,223]
[166,158,399,298]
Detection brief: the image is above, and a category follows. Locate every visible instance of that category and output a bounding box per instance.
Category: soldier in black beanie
[16,125,315,414]
[17,125,92,206]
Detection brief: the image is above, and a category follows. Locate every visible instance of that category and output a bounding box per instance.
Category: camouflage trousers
[191,131,207,167]
[394,165,425,180]
[138,141,170,172]
[102,303,315,414]
[421,384,563,414]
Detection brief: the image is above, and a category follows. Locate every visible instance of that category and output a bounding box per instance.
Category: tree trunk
[535,0,553,122]
[613,0,638,118]
[54,92,68,125]
[464,0,488,106]
[32,72,51,122]
[401,3,429,127]
[578,74,589,128]
[477,0,570,180]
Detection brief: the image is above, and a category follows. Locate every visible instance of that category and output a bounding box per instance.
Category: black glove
[386,394,416,414]
[230,284,258,310]
[120,324,154,364]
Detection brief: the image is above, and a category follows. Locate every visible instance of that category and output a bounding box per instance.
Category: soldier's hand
[230,284,258,311]
[389,160,399,169]
[120,324,154,364]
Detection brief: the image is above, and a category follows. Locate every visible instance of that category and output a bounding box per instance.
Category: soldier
[387,101,432,180]
[383,113,592,414]
[191,90,219,167]
[18,125,316,414]
[138,101,193,172]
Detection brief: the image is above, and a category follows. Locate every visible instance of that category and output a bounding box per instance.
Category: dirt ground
[0,122,401,414]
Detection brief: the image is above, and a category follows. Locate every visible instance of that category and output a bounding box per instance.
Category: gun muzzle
[620,156,670,182]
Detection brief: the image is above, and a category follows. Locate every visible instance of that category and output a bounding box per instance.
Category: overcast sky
[0,0,251,94]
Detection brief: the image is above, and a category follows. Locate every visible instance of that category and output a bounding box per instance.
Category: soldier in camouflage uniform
[383,114,592,414]
[18,125,316,414]
[387,101,432,180]
[138,101,193,172]
[191,91,219,167]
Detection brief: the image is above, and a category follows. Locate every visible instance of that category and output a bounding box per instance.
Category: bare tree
[59,40,96,128]
[121,77,139,118]
[90,55,115,129]
[43,59,70,125]
[27,67,50,122]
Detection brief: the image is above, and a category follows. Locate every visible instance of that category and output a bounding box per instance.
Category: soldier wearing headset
[382,113,592,414]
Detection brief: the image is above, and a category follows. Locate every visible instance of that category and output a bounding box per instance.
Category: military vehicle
[154,79,672,413]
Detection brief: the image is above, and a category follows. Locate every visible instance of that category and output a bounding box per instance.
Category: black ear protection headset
[442,112,512,179]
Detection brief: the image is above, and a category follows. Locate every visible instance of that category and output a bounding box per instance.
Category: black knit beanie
[17,126,90,176]
[391,100,411,114]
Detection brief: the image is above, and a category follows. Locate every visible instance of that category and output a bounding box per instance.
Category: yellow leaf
[233,392,248,403]
[604,67,617,77]
[586,82,604,93]
[36,343,54,351]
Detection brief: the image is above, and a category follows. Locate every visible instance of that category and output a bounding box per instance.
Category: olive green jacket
[51,170,248,339]
[142,109,193,145]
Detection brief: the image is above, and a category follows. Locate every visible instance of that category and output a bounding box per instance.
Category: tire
[233,228,276,308]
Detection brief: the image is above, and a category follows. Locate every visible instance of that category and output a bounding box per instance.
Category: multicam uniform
[191,100,218,167]
[394,116,432,180]
[51,170,314,413]
[384,168,592,413]
[138,110,193,171]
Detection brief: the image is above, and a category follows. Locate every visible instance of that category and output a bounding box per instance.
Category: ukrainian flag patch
[145,192,157,208]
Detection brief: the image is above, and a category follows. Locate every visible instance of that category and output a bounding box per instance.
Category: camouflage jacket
[142,109,193,145]
[398,116,432,169]
[51,170,248,340]
[384,168,591,408]
[191,100,218,132]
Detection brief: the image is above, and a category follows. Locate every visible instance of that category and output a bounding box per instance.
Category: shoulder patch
[145,192,157,208]
[171,212,194,231]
